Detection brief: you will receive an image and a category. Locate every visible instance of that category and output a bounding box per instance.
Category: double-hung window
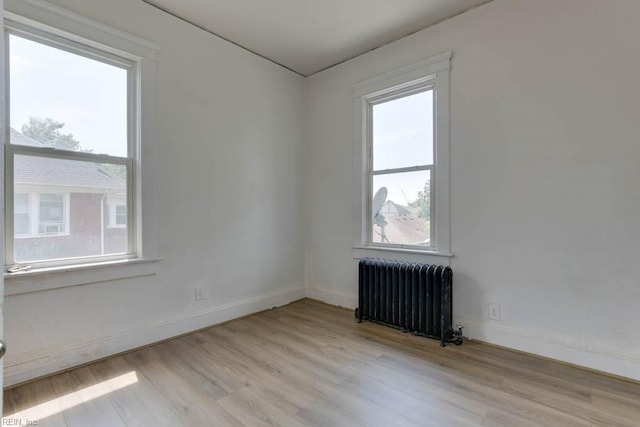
[5,19,138,268]
[354,52,451,254]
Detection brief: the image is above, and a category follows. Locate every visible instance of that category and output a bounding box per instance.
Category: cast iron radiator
[356,258,462,346]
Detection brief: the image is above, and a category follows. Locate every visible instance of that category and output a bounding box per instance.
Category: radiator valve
[454,324,464,345]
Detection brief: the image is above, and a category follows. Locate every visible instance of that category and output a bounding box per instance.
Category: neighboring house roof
[11,128,125,192]
[380,200,413,216]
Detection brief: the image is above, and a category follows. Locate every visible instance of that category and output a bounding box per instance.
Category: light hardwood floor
[3,299,640,426]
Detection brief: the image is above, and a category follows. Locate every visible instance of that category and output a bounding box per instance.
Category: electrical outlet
[488,303,500,321]
[195,287,205,301]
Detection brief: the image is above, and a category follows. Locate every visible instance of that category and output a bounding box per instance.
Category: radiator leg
[355,308,362,323]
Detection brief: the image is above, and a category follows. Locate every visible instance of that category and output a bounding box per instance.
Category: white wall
[306,0,640,380]
[4,0,306,386]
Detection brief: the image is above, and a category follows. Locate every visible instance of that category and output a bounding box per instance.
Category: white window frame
[4,23,135,267]
[353,52,451,256]
[366,85,435,249]
[2,0,159,272]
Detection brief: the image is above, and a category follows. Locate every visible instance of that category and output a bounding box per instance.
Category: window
[5,19,138,267]
[353,52,451,254]
[370,90,433,247]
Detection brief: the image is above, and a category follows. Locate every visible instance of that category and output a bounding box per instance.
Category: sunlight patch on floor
[5,371,138,421]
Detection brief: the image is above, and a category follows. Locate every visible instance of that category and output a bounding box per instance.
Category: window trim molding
[3,0,159,274]
[4,0,157,61]
[352,52,452,255]
[4,257,160,296]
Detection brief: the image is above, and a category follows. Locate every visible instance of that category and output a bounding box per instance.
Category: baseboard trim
[306,286,357,309]
[8,287,638,386]
[455,315,640,381]
[304,288,640,381]
[4,286,306,387]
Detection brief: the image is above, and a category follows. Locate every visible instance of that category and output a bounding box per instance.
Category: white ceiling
[143,0,491,76]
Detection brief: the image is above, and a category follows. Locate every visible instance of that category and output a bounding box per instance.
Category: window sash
[4,22,139,269]
[367,169,435,249]
[6,147,135,265]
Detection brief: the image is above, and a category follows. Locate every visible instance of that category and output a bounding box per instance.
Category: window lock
[7,264,32,273]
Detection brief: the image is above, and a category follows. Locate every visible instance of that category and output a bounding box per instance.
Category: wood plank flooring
[4,299,640,426]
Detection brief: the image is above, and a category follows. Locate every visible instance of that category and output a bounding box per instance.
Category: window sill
[352,246,453,264]
[4,257,160,296]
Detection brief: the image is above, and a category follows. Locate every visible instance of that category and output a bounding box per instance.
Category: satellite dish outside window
[372,187,388,243]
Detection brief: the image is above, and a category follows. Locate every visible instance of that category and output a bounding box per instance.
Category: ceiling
[143,0,491,77]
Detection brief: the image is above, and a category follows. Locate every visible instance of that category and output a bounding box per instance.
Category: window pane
[371,170,431,246]
[14,155,128,262]
[14,193,30,235]
[372,90,433,170]
[9,34,128,156]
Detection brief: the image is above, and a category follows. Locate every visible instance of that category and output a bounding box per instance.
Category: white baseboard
[305,286,640,380]
[4,286,305,387]
[306,286,357,309]
[456,315,640,381]
[303,286,640,380]
[7,285,638,386]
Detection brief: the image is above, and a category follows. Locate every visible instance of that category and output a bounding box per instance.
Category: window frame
[366,84,436,249]
[0,0,158,288]
[3,19,138,268]
[353,52,451,255]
